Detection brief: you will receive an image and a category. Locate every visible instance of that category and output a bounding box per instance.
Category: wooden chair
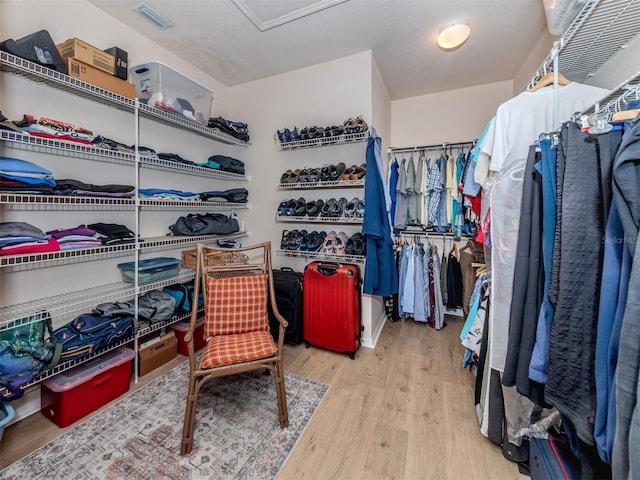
[180,241,289,455]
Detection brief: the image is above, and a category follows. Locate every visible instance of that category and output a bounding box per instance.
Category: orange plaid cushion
[204,273,269,337]
[200,330,277,368]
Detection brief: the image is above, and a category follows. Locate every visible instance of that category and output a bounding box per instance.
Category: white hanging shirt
[482,82,610,173]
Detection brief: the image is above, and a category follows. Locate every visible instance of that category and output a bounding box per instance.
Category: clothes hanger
[449,241,459,260]
[612,88,640,122]
[528,71,571,92]
[475,265,487,277]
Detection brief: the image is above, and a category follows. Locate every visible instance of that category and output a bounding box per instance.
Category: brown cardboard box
[65,58,135,99]
[57,38,115,75]
[138,332,177,376]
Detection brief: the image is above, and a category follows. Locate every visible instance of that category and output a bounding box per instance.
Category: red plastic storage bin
[169,317,205,356]
[40,347,134,427]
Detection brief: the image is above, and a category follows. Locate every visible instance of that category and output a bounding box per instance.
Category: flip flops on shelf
[276,196,364,222]
[275,116,369,150]
[278,163,365,188]
[279,229,366,257]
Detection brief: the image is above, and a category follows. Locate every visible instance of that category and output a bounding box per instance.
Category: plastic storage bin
[40,347,135,427]
[0,400,15,442]
[117,257,181,284]
[169,317,206,356]
[130,61,212,124]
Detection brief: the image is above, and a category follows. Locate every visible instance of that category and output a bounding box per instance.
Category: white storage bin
[130,61,212,124]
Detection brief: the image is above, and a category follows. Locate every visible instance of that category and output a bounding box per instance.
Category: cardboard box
[104,46,128,80]
[65,58,135,98]
[169,317,206,356]
[57,38,115,75]
[40,347,134,427]
[138,332,177,376]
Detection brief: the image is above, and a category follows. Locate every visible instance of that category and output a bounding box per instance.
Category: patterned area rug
[1,359,328,480]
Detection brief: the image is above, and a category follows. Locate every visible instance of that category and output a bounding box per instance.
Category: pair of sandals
[319,231,366,256]
[277,198,324,218]
[320,197,348,218]
[320,163,346,182]
[320,231,348,255]
[277,127,300,143]
[277,198,305,216]
[343,116,368,135]
[281,229,325,252]
[344,197,365,218]
[342,164,366,181]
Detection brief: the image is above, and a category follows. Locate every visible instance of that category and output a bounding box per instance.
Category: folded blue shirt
[0,156,54,176]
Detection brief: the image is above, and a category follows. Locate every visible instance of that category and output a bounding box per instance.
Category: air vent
[133,3,174,30]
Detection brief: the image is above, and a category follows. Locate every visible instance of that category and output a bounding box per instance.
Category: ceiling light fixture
[133,3,174,30]
[437,20,471,51]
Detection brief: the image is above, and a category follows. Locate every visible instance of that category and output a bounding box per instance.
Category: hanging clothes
[394,157,408,231]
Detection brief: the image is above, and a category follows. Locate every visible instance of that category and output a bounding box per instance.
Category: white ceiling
[88,0,551,100]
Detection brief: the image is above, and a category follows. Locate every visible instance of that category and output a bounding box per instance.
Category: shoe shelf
[275,215,363,224]
[0,231,248,272]
[276,249,365,263]
[278,179,365,190]
[0,130,248,181]
[0,52,247,146]
[276,131,368,151]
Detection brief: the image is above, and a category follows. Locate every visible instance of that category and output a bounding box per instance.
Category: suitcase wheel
[304,341,311,348]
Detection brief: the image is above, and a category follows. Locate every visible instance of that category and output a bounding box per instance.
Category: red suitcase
[303,261,361,359]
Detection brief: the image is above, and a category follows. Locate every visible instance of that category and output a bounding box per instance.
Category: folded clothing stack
[138,188,200,201]
[203,155,244,175]
[46,225,103,250]
[14,114,94,145]
[0,221,59,256]
[0,157,55,194]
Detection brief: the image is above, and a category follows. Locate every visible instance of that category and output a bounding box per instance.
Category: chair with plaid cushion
[180,241,289,455]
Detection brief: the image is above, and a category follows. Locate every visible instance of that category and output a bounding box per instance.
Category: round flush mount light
[437,20,471,51]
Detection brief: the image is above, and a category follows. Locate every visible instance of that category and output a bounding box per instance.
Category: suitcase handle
[317,263,339,276]
[280,267,295,272]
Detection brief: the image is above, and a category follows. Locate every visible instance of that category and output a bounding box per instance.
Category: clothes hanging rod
[394,229,474,239]
[580,69,640,116]
[388,140,476,154]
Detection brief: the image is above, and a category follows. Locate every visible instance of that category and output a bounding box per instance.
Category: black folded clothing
[53,179,135,197]
[200,188,248,203]
[157,153,197,166]
[207,155,245,175]
[207,117,249,142]
[87,222,138,245]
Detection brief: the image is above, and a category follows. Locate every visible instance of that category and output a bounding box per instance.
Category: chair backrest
[196,242,272,338]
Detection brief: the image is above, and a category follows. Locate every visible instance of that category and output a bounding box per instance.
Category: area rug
[1,359,329,480]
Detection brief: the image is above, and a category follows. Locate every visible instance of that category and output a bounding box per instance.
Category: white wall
[230,51,381,346]
[390,80,514,148]
[512,29,558,94]
[366,55,392,347]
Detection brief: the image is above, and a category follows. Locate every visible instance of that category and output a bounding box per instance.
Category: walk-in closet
[1,0,640,478]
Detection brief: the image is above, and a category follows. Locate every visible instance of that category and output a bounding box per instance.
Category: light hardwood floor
[1,317,526,479]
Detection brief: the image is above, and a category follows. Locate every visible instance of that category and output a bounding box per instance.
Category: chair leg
[181,377,199,455]
[274,361,289,428]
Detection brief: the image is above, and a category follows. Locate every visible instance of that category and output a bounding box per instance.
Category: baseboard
[361,311,387,349]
